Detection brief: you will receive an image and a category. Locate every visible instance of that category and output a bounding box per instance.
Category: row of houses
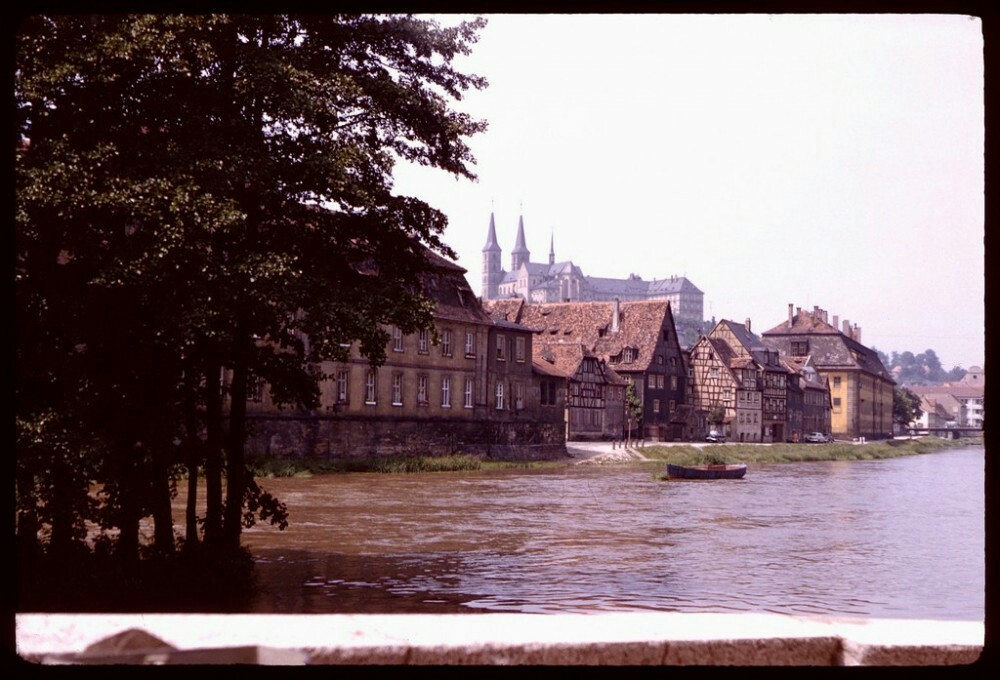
[905,367,985,430]
[242,253,897,459]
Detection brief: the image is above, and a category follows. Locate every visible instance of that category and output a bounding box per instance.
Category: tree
[624,382,643,448]
[893,386,923,431]
[16,14,488,594]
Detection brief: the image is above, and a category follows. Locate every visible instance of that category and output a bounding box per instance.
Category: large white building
[480,212,705,345]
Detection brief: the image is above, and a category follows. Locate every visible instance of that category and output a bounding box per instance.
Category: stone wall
[245,414,567,461]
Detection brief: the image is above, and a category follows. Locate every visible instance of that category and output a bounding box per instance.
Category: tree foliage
[883,347,965,385]
[16,13,488,603]
[892,386,924,428]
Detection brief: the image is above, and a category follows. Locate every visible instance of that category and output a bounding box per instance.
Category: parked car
[705,430,727,443]
[804,432,832,443]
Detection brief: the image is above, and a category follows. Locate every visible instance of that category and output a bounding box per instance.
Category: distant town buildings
[480,211,706,345]
[237,221,958,454]
[906,366,985,429]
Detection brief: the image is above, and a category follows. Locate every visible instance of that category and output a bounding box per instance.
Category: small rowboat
[665,463,747,480]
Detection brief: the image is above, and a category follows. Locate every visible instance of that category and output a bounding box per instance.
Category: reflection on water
[181,447,984,620]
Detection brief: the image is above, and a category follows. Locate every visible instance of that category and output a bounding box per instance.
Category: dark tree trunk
[183,371,201,548]
[150,444,175,555]
[116,449,141,567]
[203,364,224,546]
[223,351,249,548]
[15,467,40,561]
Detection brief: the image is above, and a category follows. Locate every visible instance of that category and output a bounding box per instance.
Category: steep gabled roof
[718,319,764,352]
[533,341,592,379]
[483,298,526,324]
[761,312,893,381]
[762,310,841,336]
[505,300,674,373]
[417,248,493,325]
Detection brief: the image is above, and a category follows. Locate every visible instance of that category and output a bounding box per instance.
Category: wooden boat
[665,463,747,480]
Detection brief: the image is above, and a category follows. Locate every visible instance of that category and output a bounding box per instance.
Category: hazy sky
[392,14,985,370]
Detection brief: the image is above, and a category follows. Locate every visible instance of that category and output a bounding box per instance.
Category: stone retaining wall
[245,414,567,460]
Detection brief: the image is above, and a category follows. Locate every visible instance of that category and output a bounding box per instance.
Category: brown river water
[179,446,985,620]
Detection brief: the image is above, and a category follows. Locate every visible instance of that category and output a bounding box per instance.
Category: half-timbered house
[709,319,790,443]
[533,342,625,440]
[486,297,687,441]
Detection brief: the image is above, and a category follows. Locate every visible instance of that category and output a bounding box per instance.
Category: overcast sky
[392,13,985,370]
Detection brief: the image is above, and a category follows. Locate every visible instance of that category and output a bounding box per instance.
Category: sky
[391,13,985,371]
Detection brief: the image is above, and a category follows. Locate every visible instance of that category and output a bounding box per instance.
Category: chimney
[788,303,794,327]
[842,320,850,336]
[612,298,620,333]
[832,315,839,330]
[854,325,861,343]
[745,317,751,332]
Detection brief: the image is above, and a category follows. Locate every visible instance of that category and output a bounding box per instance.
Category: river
[225,446,984,620]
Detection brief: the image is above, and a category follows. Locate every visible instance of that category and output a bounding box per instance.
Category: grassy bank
[640,436,982,467]
[251,454,562,477]
[251,436,982,477]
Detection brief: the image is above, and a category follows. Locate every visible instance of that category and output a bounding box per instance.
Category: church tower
[549,231,555,266]
[511,214,530,271]
[481,211,502,300]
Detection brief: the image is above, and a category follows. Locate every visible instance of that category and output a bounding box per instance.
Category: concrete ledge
[15,612,984,666]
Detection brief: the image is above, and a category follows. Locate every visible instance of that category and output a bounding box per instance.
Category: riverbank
[574,434,982,467]
[250,435,981,476]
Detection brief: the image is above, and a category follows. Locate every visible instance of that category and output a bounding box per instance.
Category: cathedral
[480,211,706,344]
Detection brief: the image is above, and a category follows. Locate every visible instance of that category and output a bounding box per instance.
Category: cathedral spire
[481,210,502,300]
[511,212,529,271]
[549,230,555,266]
[483,211,500,252]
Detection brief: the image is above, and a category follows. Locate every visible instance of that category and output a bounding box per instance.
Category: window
[465,331,476,358]
[791,341,809,356]
[833,376,842,388]
[496,334,506,361]
[464,379,474,408]
[541,380,558,406]
[417,375,428,405]
[365,370,377,404]
[670,357,677,367]
[515,336,526,362]
[495,382,505,410]
[669,400,675,411]
[514,383,524,411]
[670,375,678,390]
[709,367,719,379]
[418,329,429,354]
[624,347,634,363]
[392,326,404,352]
[442,329,453,357]
[441,376,451,407]
[392,374,403,406]
[656,355,663,365]
[653,398,660,414]
[336,370,349,404]
[833,397,842,412]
